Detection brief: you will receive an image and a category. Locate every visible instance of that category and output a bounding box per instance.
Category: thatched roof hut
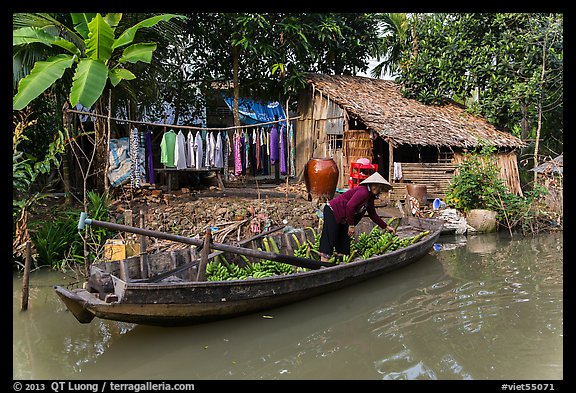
[296,73,525,201]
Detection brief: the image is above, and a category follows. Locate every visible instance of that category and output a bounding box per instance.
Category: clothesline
[65,109,301,131]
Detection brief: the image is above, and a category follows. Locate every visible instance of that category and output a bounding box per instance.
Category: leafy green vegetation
[446,146,551,234]
[28,191,113,270]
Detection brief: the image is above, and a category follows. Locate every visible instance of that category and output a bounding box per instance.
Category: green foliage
[28,190,113,270]
[445,146,507,214]
[446,147,553,234]
[13,12,185,110]
[84,190,113,249]
[395,13,562,156]
[13,113,65,223]
[30,211,84,269]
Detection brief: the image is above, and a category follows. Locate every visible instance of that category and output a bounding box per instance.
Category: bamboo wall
[390,162,457,201]
[296,89,350,188]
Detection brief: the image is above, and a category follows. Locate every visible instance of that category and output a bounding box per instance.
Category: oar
[78,213,332,270]
[142,225,286,283]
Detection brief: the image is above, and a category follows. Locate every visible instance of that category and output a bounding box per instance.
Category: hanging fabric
[194,131,203,169]
[174,130,187,170]
[255,127,261,173]
[214,131,223,168]
[160,129,177,168]
[186,130,195,168]
[209,131,217,167]
[234,131,242,176]
[129,126,142,188]
[145,128,155,184]
[280,123,287,175]
[289,122,296,177]
[270,124,279,165]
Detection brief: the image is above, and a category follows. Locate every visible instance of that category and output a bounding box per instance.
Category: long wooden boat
[54,215,443,327]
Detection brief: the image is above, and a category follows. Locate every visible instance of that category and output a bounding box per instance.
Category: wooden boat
[54,215,443,327]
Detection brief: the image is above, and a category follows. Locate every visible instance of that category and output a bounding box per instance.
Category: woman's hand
[347,225,355,237]
[385,225,395,235]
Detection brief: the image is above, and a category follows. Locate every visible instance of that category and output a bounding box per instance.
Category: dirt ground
[103,179,402,253]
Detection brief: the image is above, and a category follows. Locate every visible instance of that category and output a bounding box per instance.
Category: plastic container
[348,162,378,189]
[433,198,447,209]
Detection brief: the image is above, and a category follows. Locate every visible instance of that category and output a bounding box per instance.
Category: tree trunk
[533,24,549,186]
[94,98,107,193]
[61,102,74,205]
[232,45,241,129]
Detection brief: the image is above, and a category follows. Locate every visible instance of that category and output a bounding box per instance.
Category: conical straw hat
[359,172,392,191]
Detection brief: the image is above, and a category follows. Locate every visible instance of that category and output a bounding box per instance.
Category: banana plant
[13,13,185,111]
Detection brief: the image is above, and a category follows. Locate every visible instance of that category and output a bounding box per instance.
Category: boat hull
[55,216,442,326]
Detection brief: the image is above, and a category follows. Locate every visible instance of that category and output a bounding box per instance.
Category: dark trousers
[319,204,351,256]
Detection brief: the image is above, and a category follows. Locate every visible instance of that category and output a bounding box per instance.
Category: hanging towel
[394,162,403,181]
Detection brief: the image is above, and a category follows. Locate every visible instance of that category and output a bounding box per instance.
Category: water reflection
[13,232,562,380]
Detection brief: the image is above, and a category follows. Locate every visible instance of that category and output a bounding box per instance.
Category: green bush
[30,211,84,269]
[30,191,113,270]
[446,146,551,234]
[446,146,507,213]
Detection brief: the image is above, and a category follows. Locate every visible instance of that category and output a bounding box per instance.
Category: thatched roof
[305,73,525,149]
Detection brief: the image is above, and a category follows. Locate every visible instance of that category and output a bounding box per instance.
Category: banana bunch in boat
[205,235,295,281]
[291,227,321,261]
[352,225,430,260]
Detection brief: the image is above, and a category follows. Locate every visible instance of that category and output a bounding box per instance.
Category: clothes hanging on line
[186,131,195,168]
[269,124,279,165]
[280,124,287,175]
[129,127,142,188]
[145,128,155,184]
[174,130,187,170]
[160,129,177,168]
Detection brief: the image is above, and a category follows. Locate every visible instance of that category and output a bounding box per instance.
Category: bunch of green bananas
[292,227,321,261]
[351,228,431,259]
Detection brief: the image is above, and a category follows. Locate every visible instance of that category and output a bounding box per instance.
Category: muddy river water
[13,231,563,381]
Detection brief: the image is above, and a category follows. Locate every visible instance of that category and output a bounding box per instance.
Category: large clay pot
[466,209,497,233]
[406,184,428,205]
[304,158,339,202]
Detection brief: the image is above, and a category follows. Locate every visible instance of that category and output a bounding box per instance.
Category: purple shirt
[328,185,388,228]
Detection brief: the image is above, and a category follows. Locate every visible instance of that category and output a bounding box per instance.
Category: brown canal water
[13,232,563,381]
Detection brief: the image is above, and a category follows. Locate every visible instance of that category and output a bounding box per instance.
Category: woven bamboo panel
[343,130,372,157]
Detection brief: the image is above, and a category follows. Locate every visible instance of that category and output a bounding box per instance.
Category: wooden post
[119,209,132,282]
[196,228,212,282]
[21,240,32,311]
[139,208,148,279]
[124,209,133,231]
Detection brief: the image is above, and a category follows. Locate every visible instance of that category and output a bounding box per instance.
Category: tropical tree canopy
[13,12,186,110]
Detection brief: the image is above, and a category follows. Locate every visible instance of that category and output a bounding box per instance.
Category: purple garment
[327,185,388,228]
[280,124,287,175]
[270,125,279,165]
[234,133,242,176]
[145,129,155,184]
